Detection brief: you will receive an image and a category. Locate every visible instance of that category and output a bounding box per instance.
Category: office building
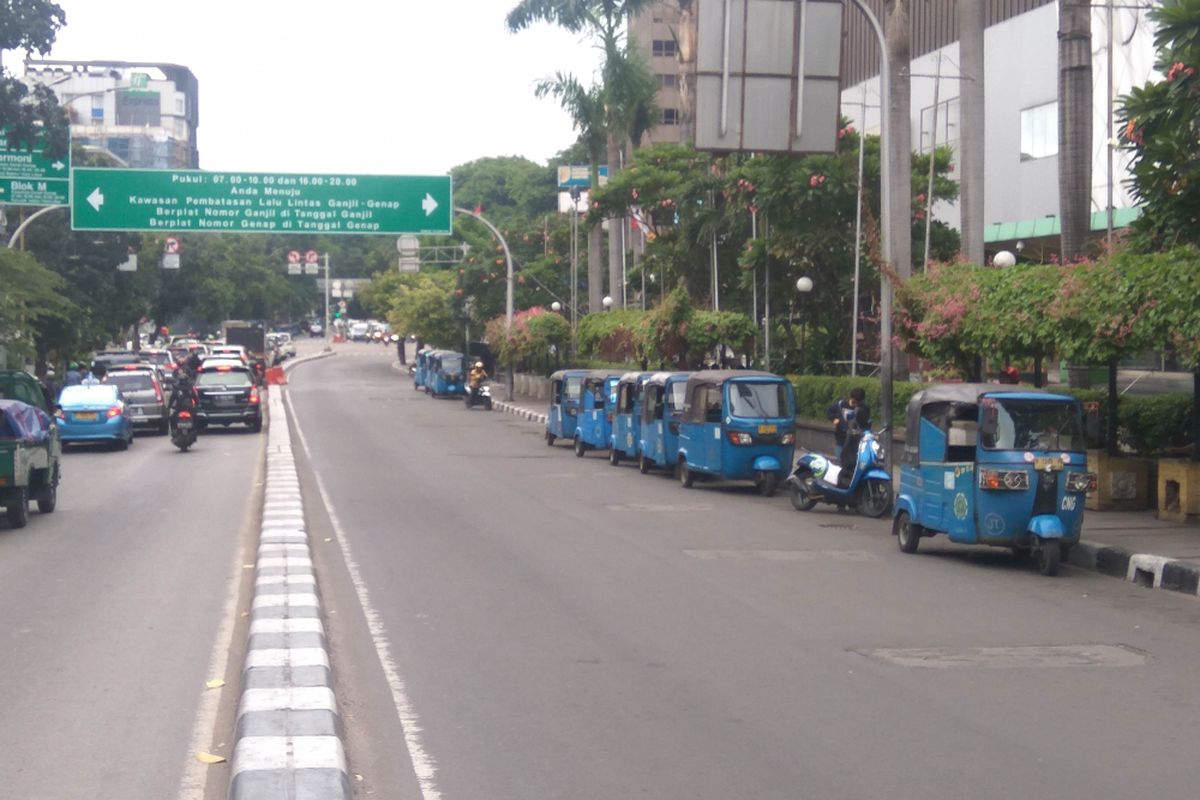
[24,59,200,169]
[630,3,1156,255]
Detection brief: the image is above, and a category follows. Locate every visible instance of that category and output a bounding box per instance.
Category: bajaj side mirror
[980,402,999,439]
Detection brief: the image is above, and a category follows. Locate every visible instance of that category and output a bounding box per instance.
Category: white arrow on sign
[422,193,438,217]
[52,160,66,171]
[87,187,105,212]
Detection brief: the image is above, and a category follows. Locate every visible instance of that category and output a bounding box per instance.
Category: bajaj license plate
[1034,457,1064,472]
[758,424,778,434]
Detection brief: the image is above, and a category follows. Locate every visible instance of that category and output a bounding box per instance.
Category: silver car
[104,366,169,434]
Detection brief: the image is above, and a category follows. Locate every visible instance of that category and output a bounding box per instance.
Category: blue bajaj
[638,372,690,474]
[413,348,434,390]
[425,351,466,397]
[545,369,587,446]
[676,371,796,496]
[787,424,893,517]
[573,371,623,457]
[892,384,1096,576]
[608,372,655,466]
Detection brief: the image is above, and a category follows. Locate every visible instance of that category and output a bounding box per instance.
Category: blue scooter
[786,426,893,517]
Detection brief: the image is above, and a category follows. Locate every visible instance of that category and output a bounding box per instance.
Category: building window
[919,97,959,153]
[658,73,679,89]
[1020,101,1058,161]
[652,39,677,58]
[662,108,679,125]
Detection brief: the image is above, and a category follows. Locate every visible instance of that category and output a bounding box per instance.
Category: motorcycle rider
[168,353,202,421]
[469,360,488,389]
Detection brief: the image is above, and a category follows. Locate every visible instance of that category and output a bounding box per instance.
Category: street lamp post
[795,276,814,373]
[455,206,514,400]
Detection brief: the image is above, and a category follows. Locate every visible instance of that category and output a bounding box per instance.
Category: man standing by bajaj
[827,388,871,485]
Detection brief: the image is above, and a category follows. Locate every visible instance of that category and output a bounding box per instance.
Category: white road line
[284,388,443,800]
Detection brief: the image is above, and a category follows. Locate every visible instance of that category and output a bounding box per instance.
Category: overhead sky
[41,0,603,176]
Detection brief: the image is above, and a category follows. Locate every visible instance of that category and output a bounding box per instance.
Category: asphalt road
[0,420,261,800]
[288,346,1200,800]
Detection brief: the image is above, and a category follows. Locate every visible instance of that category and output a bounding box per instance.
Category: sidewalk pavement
[490,397,1200,599]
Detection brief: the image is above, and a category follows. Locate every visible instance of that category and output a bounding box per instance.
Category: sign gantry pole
[324,253,331,352]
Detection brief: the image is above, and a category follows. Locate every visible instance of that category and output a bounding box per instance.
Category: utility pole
[885,0,912,382]
[959,0,986,265]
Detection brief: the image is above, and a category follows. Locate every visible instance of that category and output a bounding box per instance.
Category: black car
[194,364,263,432]
[105,365,169,434]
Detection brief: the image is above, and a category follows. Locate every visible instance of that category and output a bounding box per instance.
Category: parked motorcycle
[786,426,892,517]
[169,407,198,452]
[464,381,492,411]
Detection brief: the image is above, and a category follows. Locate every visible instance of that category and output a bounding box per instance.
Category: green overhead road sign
[71,168,453,235]
[0,129,70,206]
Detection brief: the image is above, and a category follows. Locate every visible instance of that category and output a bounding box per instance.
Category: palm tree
[508,0,659,311]
[1058,0,1092,262]
[535,72,608,314]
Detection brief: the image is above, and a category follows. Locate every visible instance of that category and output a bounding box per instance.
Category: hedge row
[787,375,1193,456]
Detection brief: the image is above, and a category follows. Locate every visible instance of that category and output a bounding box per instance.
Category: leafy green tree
[1118,0,1200,250]
[366,271,462,349]
[533,72,608,313]
[1,0,69,161]
[0,246,73,364]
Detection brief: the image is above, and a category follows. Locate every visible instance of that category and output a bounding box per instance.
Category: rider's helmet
[185,353,203,374]
[474,361,483,369]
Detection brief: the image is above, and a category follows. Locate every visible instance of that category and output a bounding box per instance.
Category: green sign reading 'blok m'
[0,128,70,206]
[71,168,452,235]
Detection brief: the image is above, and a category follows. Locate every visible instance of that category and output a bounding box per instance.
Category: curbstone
[229,389,351,800]
[1067,538,1200,598]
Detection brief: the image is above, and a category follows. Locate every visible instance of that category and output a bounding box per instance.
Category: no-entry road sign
[71,168,452,235]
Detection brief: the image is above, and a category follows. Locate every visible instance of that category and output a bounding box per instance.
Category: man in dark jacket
[827,387,871,479]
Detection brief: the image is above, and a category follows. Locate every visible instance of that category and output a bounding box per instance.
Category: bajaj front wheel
[574,436,586,458]
[1036,540,1061,576]
[678,459,694,489]
[756,471,778,497]
[894,511,921,554]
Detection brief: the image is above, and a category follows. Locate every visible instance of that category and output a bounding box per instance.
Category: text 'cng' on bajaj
[892,384,1097,576]
[676,371,797,497]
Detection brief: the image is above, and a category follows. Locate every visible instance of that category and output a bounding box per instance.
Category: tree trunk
[1058,1,1093,262]
[588,221,604,314]
[676,0,697,144]
[1107,358,1119,456]
[886,0,911,381]
[606,131,624,310]
[958,0,986,265]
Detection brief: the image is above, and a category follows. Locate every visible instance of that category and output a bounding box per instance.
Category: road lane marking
[285,389,444,800]
[683,549,879,562]
[174,423,267,800]
[856,644,1149,669]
